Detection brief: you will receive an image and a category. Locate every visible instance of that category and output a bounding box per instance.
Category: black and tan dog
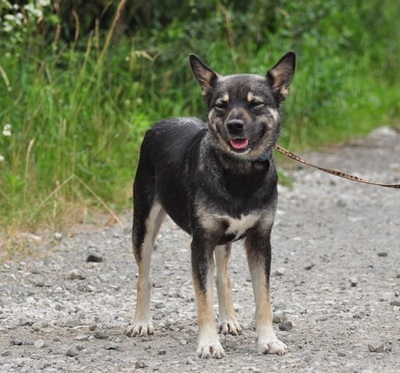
[126,52,296,358]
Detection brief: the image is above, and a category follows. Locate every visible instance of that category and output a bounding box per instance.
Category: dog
[125,51,296,359]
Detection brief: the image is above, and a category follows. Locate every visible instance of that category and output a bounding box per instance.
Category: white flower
[38,0,51,7]
[3,124,12,137]
[24,4,42,18]
[0,155,4,162]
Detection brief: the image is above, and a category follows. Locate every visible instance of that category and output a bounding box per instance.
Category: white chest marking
[222,214,260,239]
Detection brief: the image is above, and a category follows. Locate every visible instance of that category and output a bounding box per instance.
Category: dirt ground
[1,127,399,373]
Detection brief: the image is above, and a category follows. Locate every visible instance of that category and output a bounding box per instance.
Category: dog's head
[189,52,295,161]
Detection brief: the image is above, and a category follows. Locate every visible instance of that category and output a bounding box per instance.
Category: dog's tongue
[230,139,249,150]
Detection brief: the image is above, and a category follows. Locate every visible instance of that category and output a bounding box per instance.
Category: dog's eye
[214,102,228,111]
[249,101,264,109]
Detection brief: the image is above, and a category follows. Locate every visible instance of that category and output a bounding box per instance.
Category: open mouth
[230,138,249,151]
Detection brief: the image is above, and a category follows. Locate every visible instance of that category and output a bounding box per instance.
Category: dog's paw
[218,319,243,336]
[258,339,287,355]
[197,342,226,359]
[125,321,154,337]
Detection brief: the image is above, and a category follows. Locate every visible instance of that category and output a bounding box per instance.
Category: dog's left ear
[189,54,220,102]
[267,51,296,102]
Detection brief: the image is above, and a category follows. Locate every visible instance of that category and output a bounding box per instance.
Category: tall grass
[0,0,399,234]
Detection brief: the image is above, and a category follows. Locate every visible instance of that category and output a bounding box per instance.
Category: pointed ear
[267,51,296,102]
[189,54,219,100]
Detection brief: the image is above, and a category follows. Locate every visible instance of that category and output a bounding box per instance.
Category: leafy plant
[0,0,399,235]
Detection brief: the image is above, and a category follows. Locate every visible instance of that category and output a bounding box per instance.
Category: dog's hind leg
[126,201,165,337]
[215,245,242,336]
[245,229,288,355]
[126,158,166,337]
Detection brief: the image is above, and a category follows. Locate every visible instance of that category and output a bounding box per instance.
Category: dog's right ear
[266,51,296,103]
[189,54,219,101]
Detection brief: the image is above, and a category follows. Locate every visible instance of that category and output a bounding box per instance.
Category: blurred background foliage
[0,0,399,231]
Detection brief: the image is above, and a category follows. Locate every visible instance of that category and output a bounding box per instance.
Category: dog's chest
[198,208,274,244]
[223,214,259,240]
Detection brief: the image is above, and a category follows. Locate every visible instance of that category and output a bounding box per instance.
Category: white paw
[218,319,243,336]
[197,341,226,359]
[125,320,154,337]
[258,339,288,355]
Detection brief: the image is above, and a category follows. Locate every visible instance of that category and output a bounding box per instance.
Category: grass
[0,0,399,240]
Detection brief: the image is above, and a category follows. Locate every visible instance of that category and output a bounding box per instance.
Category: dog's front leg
[215,244,242,336]
[245,231,288,355]
[191,237,225,359]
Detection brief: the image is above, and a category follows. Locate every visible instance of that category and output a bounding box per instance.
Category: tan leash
[274,144,400,189]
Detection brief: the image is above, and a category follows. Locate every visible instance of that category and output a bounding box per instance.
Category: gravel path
[1,127,399,373]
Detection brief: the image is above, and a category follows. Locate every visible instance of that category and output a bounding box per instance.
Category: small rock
[20,318,34,326]
[350,278,358,287]
[244,367,261,373]
[75,335,89,342]
[158,349,167,355]
[10,338,23,346]
[32,279,45,287]
[32,322,41,331]
[65,347,79,357]
[390,300,400,307]
[154,302,166,309]
[93,331,109,340]
[54,304,65,311]
[135,360,147,369]
[2,350,11,357]
[368,342,392,353]
[54,232,63,241]
[34,339,45,349]
[273,310,287,324]
[279,320,294,331]
[67,269,86,280]
[377,252,388,257]
[275,267,285,276]
[304,264,314,270]
[86,253,103,263]
[77,284,95,292]
[105,342,119,350]
[368,126,398,139]
[89,324,97,331]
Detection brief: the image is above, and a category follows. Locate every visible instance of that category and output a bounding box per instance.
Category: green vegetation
[0,0,399,232]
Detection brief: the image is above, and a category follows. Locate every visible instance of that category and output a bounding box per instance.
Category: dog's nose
[227,119,244,135]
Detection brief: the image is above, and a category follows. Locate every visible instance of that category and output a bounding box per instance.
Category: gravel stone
[65,347,79,357]
[67,269,86,280]
[278,320,294,331]
[93,331,109,340]
[273,310,287,324]
[87,253,104,263]
[34,339,45,349]
[368,342,392,353]
[10,338,23,346]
